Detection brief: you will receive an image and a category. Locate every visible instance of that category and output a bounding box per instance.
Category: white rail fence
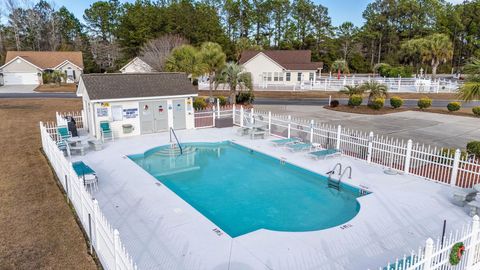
[56,110,87,129]
[39,121,137,270]
[230,106,480,189]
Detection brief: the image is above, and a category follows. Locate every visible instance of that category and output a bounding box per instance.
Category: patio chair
[271,138,299,147]
[250,128,267,140]
[100,121,114,143]
[308,149,341,160]
[57,125,71,140]
[72,161,98,191]
[452,186,479,206]
[286,142,315,152]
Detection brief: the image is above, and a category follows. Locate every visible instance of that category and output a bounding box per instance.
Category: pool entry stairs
[326,163,352,191]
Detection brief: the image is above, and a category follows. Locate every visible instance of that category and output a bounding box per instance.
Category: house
[119,57,157,73]
[0,51,83,85]
[77,73,197,140]
[239,50,323,86]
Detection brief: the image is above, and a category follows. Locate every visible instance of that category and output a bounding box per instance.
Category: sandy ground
[0,99,97,270]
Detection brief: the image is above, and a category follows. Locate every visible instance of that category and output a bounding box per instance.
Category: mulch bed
[325,105,409,115]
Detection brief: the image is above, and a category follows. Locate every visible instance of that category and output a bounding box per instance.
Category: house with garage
[239,50,323,86]
[0,51,83,85]
[76,73,197,141]
[119,57,157,73]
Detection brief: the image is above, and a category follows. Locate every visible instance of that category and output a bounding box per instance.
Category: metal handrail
[169,127,183,155]
[339,166,352,182]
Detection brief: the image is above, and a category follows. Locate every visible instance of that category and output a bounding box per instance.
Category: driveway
[0,84,38,93]
[256,105,480,149]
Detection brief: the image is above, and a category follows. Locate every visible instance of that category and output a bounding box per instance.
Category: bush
[330,100,340,107]
[348,94,363,107]
[217,96,227,106]
[390,96,404,109]
[417,97,432,110]
[193,97,207,110]
[447,102,461,112]
[377,64,413,78]
[236,91,255,104]
[369,98,385,110]
[467,141,480,157]
[473,106,480,117]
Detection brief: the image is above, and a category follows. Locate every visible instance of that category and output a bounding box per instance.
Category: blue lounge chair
[286,142,314,152]
[271,138,299,146]
[100,121,114,142]
[72,161,98,191]
[308,149,341,159]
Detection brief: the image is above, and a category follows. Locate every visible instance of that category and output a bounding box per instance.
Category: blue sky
[20,0,465,27]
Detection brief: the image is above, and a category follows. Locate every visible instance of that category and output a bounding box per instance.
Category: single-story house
[77,73,197,140]
[0,51,83,85]
[239,50,323,86]
[119,57,157,73]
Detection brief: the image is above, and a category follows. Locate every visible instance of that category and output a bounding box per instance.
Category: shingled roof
[239,50,323,70]
[81,73,197,101]
[5,51,84,69]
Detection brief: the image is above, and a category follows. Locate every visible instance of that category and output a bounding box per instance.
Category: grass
[0,99,97,270]
[35,84,77,93]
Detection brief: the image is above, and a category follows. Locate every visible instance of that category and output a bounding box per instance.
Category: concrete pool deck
[72,127,471,270]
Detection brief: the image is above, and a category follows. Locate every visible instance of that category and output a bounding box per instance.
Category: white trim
[53,60,83,71]
[0,56,43,71]
[119,57,153,72]
[241,52,286,70]
[90,94,198,103]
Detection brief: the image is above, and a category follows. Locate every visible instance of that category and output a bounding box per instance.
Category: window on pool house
[297,72,302,81]
[286,72,291,81]
[309,72,314,81]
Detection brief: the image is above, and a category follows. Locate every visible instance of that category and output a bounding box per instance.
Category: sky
[18,0,469,27]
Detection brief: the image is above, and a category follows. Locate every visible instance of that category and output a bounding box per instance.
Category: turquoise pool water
[129,141,364,237]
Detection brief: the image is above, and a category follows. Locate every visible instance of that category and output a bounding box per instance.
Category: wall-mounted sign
[123,108,138,119]
[97,107,108,117]
[101,102,110,107]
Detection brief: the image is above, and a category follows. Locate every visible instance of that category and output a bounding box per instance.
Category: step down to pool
[152,146,195,157]
[328,179,340,190]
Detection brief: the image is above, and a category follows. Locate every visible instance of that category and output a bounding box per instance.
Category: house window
[274,72,279,82]
[297,72,302,81]
[286,72,291,81]
[73,70,76,80]
[309,72,314,81]
[267,72,272,81]
[112,105,123,121]
[279,73,283,81]
[262,72,267,82]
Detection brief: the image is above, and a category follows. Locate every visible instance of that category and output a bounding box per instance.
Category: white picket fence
[56,111,87,129]
[39,121,137,270]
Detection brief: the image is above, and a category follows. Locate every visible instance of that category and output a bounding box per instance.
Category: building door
[140,102,154,134]
[172,99,186,129]
[153,101,168,132]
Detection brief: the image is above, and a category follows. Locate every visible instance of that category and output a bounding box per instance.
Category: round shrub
[217,96,227,106]
[236,91,255,104]
[447,102,461,112]
[467,141,480,157]
[369,98,385,110]
[348,94,362,107]
[193,97,207,110]
[417,97,432,110]
[390,96,404,109]
[473,106,480,117]
[330,100,340,108]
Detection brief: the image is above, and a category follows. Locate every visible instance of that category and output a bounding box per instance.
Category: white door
[3,72,39,85]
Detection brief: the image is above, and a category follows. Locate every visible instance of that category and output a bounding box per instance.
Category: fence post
[212,106,216,127]
[367,131,374,163]
[423,238,434,270]
[450,149,462,187]
[232,104,236,125]
[287,115,291,139]
[113,229,120,270]
[404,140,413,174]
[268,111,272,135]
[240,106,244,127]
[93,199,99,252]
[81,109,87,130]
[466,215,480,268]
[250,108,254,124]
[216,99,220,118]
[310,120,314,143]
[336,125,342,150]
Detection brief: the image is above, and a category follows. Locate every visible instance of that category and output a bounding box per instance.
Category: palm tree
[340,85,364,97]
[331,59,349,79]
[361,81,388,104]
[215,62,253,104]
[198,42,226,100]
[419,34,453,79]
[458,58,480,101]
[165,44,205,79]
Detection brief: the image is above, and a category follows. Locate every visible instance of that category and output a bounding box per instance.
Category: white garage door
[3,72,40,85]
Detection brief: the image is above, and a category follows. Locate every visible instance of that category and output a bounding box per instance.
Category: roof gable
[119,57,156,72]
[239,50,323,70]
[81,73,197,101]
[4,51,84,69]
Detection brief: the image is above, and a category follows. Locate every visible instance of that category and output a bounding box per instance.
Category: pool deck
[72,127,471,270]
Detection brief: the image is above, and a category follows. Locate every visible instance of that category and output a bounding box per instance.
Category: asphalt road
[254,98,480,107]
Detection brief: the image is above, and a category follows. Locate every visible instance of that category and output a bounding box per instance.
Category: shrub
[447,102,461,112]
[376,63,413,78]
[236,91,255,104]
[193,97,207,110]
[417,97,432,110]
[330,100,340,107]
[348,94,363,107]
[390,96,404,109]
[369,98,385,110]
[217,96,227,106]
[473,106,480,117]
[467,141,480,157]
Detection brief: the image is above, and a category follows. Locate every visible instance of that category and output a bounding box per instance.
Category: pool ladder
[326,163,352,191]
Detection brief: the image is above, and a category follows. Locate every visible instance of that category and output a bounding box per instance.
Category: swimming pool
[129,141,366,237]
